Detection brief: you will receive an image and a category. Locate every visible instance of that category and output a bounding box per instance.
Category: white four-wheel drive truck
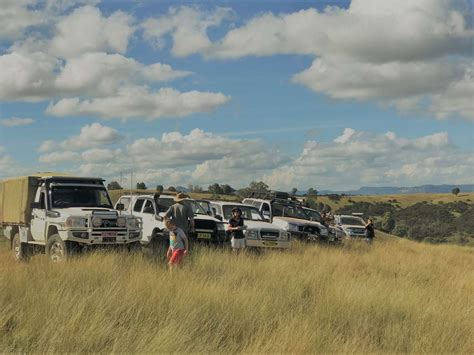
[0,174,142,262]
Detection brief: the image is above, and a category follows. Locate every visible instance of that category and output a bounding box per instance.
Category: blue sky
[0,0,473,190]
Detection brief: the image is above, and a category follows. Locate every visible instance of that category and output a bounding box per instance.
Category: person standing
[227,207,245,252]
[165,218,189,270]
[365,218,375,242]
[164,192,195,238]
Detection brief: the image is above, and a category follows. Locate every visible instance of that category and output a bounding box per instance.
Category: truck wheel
[46,234,75,262]
[12,233,29,261]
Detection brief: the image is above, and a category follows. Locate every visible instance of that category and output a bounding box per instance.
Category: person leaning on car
[164,192,195,237]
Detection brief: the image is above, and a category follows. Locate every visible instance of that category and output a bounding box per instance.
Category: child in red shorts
[166,218,189,269]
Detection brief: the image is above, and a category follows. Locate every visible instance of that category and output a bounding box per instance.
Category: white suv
[210,201,290,249]
[243,197,329,242]
[115,194,226,246]
[333,215,368,239]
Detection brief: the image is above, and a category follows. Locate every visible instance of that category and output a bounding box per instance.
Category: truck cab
[210,201,290,249]
[1,175,142,262]
[115,194,226,247]
[243,193,329,242]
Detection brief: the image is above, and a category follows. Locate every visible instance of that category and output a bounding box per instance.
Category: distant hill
[318,184,474,195]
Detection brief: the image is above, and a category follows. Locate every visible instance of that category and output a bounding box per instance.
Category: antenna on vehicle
[130,172,133,216]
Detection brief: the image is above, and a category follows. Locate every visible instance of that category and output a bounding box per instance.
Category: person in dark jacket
[227,207,245,252]
[365,218,375,241]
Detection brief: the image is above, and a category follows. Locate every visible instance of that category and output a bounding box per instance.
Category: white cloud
[429,70,474,121]
[0,51,59,101]
[39,151,81,165]
[50,5,135,58]
[292,58,465,101]
[55,52,192,97]
[264,129,474,190]
[33,125,474,189]
[127,128,272,168]
[35,127,286,187]
[39,123,122,152]
[0,0,43,40]
[0,50,194,102]
[142,6,234,56]
[0,117,34,127]
[143,1,473,120]
[46,87,230,120]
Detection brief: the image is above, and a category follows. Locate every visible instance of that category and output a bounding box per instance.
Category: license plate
[102,232,117,238]
[197,232,211,239]
[262,241,277,247]
[102,237,116,243]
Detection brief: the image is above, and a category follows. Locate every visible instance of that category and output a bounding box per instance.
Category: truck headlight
[286,223,299,232]
[280,232,290,240]
[127,218,138,229]
[246,229,258,239]
[216,223,225,232]
[65,217,87,229]
[116,217,127,228]
[91,216,102,227]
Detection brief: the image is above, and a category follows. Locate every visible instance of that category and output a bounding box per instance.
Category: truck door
[261,202,271,222]
[141,199,157,240]
[30,190,47,242]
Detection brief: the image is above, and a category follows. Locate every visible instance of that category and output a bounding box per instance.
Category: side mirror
[155,215,163,222]
[116,203,125,211]
[30,202,42,209]
[215,215,223,221]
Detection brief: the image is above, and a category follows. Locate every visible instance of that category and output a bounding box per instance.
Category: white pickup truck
[243,195,330,242]
[115,194,226,247]
[0,175,141,262]
[209,201,290,249]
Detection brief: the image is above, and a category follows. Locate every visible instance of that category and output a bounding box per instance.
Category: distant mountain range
[317,184,474,195]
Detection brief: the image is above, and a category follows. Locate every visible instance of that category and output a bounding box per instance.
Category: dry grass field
[1,233,473,353]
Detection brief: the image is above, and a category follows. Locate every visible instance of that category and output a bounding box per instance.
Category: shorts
[231,237,246,249]
[169,249,185,265]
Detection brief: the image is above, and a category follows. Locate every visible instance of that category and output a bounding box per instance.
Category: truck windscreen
[51,186,112,208]
[272,202,308,220]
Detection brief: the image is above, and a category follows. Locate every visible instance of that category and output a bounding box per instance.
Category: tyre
[46,234,76,262]
[12,233,29,261]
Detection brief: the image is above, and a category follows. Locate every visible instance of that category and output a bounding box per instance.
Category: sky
[0,0,473,191]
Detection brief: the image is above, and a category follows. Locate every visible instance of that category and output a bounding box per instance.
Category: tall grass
[0,234,473,353]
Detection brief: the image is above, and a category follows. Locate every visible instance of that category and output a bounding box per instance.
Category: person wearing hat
[164,192,195,238]
[227,207,246,252]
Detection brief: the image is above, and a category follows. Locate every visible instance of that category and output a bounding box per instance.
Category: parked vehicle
[302,207,342,243]
[115,194,226,247]
[0,174,142,262]
[243,191,329,242]
[333,214,369,240]
[210,201,291,249]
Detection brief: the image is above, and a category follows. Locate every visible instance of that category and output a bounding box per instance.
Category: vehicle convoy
[243,191,330,242]
[209,201,291,249]
[0,175,142,262]
[333,214,369,240]
[115,194,226,247]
